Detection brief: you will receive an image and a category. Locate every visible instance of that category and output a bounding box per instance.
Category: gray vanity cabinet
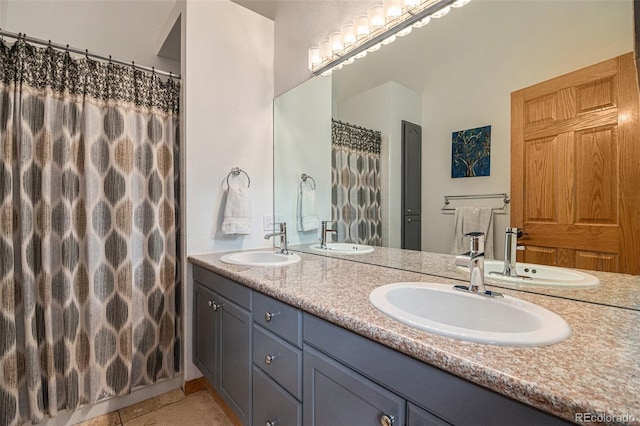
[192,266,252,426]
[193,282,217,381]
[303,344,405,426]
[252,291,303,425]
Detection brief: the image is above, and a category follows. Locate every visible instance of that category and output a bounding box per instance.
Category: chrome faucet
[264,222,290,255]
[501,227,525,277]
[487,227,528,279]
[454,232,503,298]
[320,220,337,249]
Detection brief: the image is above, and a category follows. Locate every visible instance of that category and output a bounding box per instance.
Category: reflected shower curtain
[331,120,382,246]
[0,39,180,425]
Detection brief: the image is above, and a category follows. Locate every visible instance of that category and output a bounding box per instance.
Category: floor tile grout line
[117,389,205,423]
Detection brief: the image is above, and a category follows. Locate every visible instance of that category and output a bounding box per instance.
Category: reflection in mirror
[273,0,639,309]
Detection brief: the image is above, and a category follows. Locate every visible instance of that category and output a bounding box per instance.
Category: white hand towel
[297,182,320,232]
[451,206,494,259]
[222,184,252,235]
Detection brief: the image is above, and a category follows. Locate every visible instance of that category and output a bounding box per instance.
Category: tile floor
[74,389,234,426]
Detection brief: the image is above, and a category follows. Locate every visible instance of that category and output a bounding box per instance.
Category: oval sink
[481,261,600,288]
[220,251,301,267]
[309,243,374,255]
[370,282,570,346]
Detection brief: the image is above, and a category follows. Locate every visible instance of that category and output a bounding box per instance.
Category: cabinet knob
[407,209,412,213]
[264,354,278,365]
[265,421,278,426]
[380,414,395,426]
[264,311,278,322]
[407,218,412,223]
[208,301,222,311]
[207,300,213,307]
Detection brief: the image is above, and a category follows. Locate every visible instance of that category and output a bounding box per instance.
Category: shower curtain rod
[0,28,181,79]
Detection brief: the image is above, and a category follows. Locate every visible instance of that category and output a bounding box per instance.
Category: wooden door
[511,53,640,274]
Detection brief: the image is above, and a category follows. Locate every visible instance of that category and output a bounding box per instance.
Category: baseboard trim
[183,377,206,395]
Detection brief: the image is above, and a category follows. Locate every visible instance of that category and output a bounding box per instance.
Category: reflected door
[511,52,640,274]
[402,120,422,250]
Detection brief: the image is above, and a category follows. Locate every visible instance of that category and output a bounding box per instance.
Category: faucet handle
[464,232,485,253]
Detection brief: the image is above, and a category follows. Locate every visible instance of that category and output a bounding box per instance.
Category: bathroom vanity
[189,250,640,425]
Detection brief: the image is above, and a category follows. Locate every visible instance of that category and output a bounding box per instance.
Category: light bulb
[308,47,320,70]
[368,5,385,31]
[354,15,370,40]
[431,5,451,18]
[329,32,343,53]
[319,39,332,61]
[341,24,356,47]
[383,0,402,21]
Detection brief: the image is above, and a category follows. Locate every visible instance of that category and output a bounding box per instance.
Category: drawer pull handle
[264,311,279,322]
[380,414,395,426]
[264,354,278,365]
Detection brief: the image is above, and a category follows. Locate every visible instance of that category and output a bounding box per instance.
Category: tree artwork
[451,125,491,178]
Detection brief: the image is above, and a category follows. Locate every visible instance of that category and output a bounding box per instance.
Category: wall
[182,0,274,381]
[1,0,179,73]
[336,82,421,248]
[322,0,632,259]
[274,76,332,246]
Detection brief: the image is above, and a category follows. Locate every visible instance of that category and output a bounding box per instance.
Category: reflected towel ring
[301,173,316,190]
[227,167,251,188]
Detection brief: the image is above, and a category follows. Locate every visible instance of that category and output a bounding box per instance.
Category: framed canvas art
[451,125,491,178]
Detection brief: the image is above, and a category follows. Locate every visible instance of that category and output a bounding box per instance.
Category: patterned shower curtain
[0,39,180,425]
[331,120,382,246]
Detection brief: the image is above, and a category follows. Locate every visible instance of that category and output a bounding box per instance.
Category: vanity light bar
[310,0,464,76]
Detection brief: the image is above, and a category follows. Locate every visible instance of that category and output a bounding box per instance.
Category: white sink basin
[480,261,600,288]
[370,282,570,346]
[220,251,301,267]
[309,242,374,255]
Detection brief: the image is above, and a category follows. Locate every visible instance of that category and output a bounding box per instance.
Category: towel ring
[226,167,251,188]
[301,173,316,190]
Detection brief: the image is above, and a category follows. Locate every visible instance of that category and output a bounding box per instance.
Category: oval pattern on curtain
[0,39,180,425]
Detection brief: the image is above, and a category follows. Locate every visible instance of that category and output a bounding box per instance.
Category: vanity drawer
[253,291,302,347]
[192,265,252,310]
[253,366,302,426]
[253,325,302,400]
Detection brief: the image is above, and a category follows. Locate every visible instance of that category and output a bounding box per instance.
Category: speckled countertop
[290,244,640,311]
[189,250,640,424]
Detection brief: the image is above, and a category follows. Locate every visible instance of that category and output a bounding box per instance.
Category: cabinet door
[408,402,451,426]
[303,345,404,426]
[218,296,252,425]
[193,282,218,384]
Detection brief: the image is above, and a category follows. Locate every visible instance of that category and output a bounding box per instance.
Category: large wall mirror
[274,0,639,309]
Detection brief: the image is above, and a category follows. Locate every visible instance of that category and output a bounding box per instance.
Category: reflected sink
[309,243,374,255]
[479,261,600,288]
[220,251,301,267]
[370,282,570,346]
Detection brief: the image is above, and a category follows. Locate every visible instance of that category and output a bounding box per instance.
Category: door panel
[512,52,640,274]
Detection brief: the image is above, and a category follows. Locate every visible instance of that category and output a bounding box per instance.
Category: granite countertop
[189,250,640,424]
[289,244,640,311]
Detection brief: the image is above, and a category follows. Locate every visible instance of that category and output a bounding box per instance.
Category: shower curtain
[0,39,180,425]
[331,120,382,246]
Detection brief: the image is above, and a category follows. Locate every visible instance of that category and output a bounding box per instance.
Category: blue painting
[451,125,491,178]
